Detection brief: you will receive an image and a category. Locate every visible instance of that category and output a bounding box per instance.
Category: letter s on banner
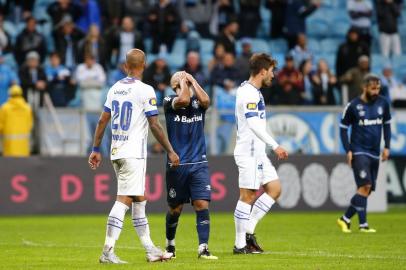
[61,174,83,202]
[211,172,227,201]
[10,175,29,203]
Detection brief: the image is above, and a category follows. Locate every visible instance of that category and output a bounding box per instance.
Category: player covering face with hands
[162,71,217,259]
[88,48,179,264]
[233,53,288,254]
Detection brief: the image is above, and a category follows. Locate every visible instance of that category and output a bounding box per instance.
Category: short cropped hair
[363,73,380,86]
[249,53,277,76]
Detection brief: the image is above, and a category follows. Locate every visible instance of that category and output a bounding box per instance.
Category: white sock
[246,193,275,234]
[132,200,154,250]
[104,201,129,250]
[166,239,175,246]
[234,200,251,248]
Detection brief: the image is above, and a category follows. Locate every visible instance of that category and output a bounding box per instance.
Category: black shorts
[166,162,211,206]
[351,154,380,191]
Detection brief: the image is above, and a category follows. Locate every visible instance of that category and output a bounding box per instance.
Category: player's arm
[88,111,111,170]
[147,115,179,167]
[186,73,210,109]
[382,102,392,161]
[340,103,353,166]
[172,74,191,110]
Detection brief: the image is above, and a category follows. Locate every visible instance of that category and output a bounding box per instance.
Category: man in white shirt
[88,49,179,263]
[233,53,288,254]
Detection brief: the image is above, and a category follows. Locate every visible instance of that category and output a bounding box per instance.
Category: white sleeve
[241,89,260,119]
[103,89,112,113]
[247,117,279,150]
[143,86,159,117]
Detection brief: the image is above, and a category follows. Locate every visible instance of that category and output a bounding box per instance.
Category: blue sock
[166,212,180,242]
[344,195,358,220]
[352,194,368,226]
[196,209,210,245]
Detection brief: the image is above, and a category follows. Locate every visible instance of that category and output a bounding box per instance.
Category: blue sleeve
[340,127,351,153]
[383,101,392,149]
[340,103,353,153]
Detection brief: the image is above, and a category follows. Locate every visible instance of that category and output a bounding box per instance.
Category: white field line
[2,240,401,262]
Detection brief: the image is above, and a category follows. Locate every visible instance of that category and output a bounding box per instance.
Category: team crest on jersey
[111,147,117,155]
[169,188,176,198]
[356,104,363,111]
[359,110,365,117]
[359,170,367,179]
[377,106,383,115]
[192,99,199,109]
[149,98,157,106]
[247,103,257,110]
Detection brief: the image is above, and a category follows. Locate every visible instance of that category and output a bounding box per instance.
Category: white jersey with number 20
[104,77,158,160]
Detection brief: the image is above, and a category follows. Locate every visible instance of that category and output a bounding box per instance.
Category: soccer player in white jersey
[88,49,180,263]
[233,53,288,254]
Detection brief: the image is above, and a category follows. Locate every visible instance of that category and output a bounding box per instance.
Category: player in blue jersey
[163,71,218,260]
[337,74,391,233]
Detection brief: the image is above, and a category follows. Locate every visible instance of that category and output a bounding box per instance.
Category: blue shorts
[351,154,380,191]
[166,162,211,206]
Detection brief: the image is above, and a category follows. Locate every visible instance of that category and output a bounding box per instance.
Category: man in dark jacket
[214,19,239,56]
[14,17,47,66]
[266,0,286,38]
[283,0,319,49]
[376,0,402,58]
[47,0,82,26]
[336,27,369,78]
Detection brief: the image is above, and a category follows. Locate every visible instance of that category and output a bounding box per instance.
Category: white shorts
[112,158,146,196]
[234,155,279,190]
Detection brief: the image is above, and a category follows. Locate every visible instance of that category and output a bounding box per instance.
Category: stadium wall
[0,155,402,215]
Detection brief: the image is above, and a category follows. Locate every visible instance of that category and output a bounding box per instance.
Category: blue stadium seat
[166,52,185,71]
[272,53,285,68]
[172,39,186,56]
[269,39,288,54]
[144,38,152,54]
[3,21,18,42]
[146,54,157,65]
[250,38,270,53]
[306,19,329,38]
[307,38,320,52]
[331,19,350,38]
[320,38,342,54]
[200,38,214,55]
[392,55,406,69]
[201,53,212,69]
[314,53,336,73]
[371,54,390,74]
[3,53,17,71]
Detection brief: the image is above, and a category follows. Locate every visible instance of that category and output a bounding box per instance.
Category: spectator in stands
[108,62,126,87]
[108,16,144,67]
[14,17,47,66]
[299,59,315,105]
[98,0,123,29]
[347,0,373,47]
[74,0,101,33]
[19,51,47,109]
[53,15,85,70]
[75,53,106,111]
[45,53,77,107]
[376,0,402,58]
[47,0,82,26]
[275,54,303,105]
[339,55,370,100]
[182,51,208,88]
[181,21,201,54]
[0,85,33,157]
[238,0,261,38]
[235,38,253,82]
[78,24,107,69]
[380,63,406,106]
[1,0,34,24]
[143,56,171,106]
[123,0,151,33]
[283,0,319,49]
[147,0,180,54]
[210,52,240,90]
[312,59,337,105]
[209,0,236,36]
[208,43,226,72]
[266,0,286,39]
[0,14,11,54]
[178,0,213,38]
[214,19,239,56]
[290,33,313,68]
[0,53,19,105]
[336,27,369,78]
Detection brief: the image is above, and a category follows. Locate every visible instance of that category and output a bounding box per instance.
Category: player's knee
[193,200,209,211]
[358,184,372,196]
[169,204,183,215]
[265,180,281,200]
[240,192,257,204]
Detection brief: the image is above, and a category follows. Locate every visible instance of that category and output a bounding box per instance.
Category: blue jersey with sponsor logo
[163,95,207,164]
[340,95,391,158]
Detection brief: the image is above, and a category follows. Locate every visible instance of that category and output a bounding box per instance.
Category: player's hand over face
[168,151,180,167]
[88,152,102,170]
[382,148,390,161]
[346,151,353,167]
[274,146,288,160]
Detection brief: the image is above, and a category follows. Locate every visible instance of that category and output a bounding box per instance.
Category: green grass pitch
[1,207,406,270]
